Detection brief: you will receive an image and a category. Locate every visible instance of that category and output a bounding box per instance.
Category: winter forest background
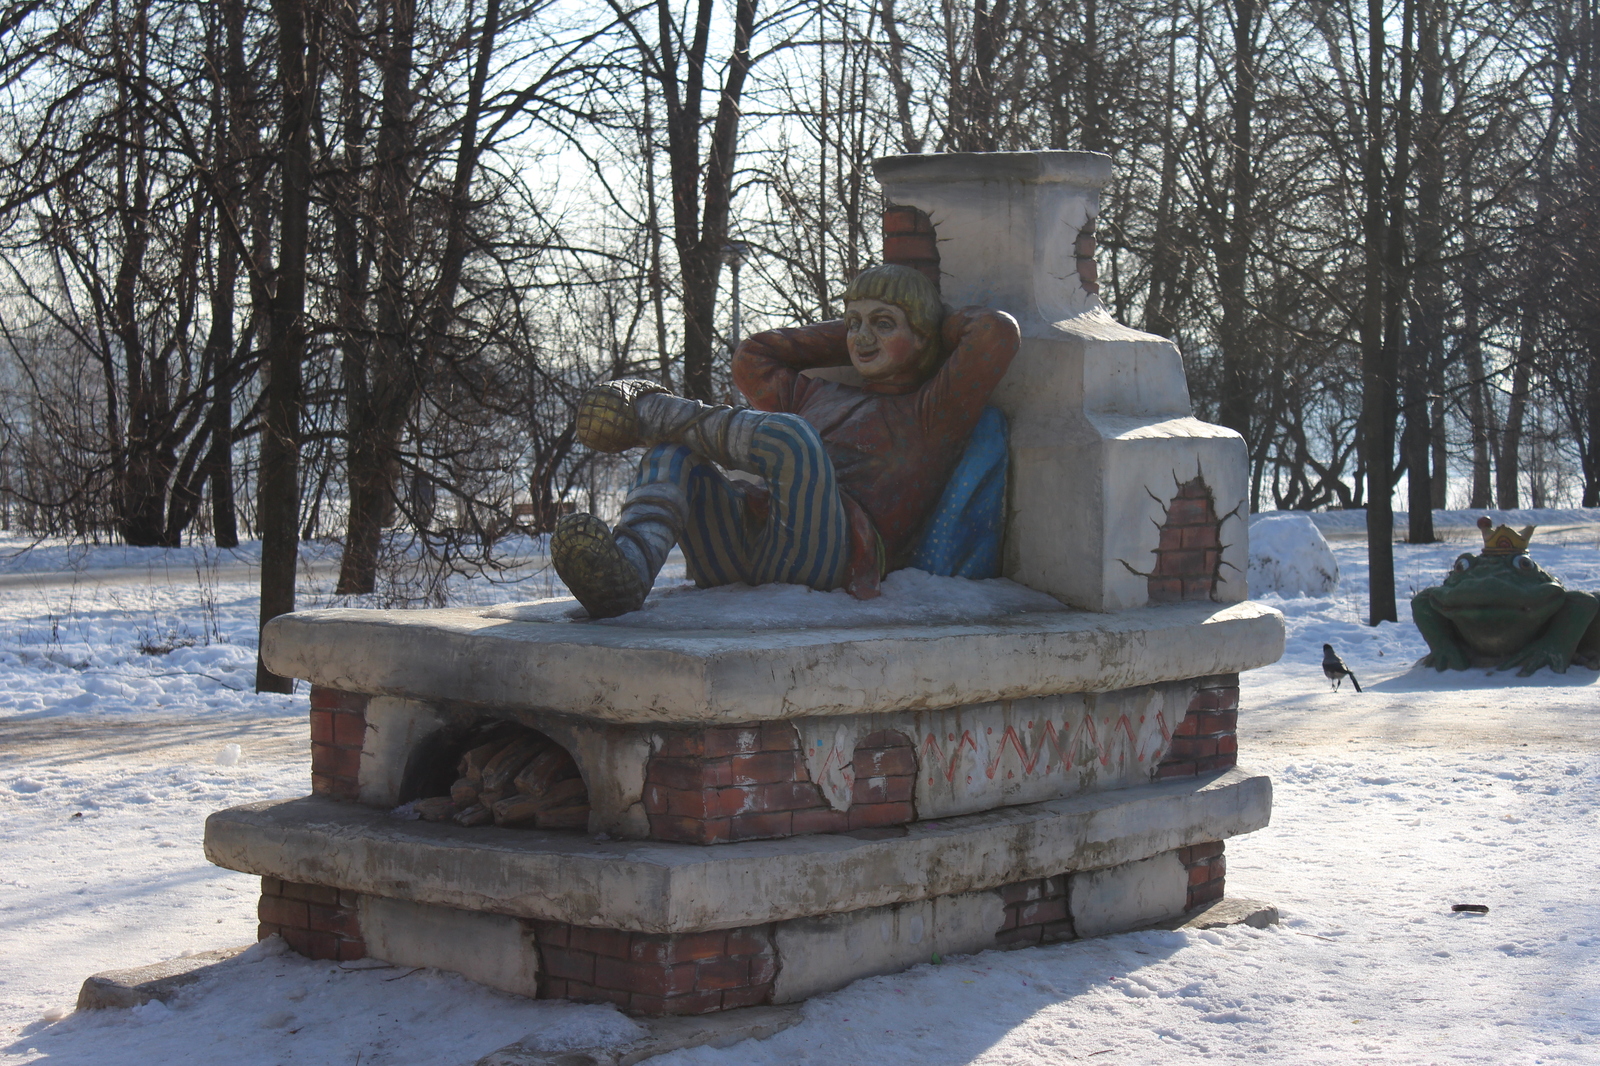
[0,0,1596,628]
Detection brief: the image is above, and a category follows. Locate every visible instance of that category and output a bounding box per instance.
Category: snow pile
[1247,513,1340,596]
[483,568,1068,630]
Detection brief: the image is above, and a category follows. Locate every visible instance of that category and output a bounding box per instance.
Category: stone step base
[205,768,1271,935]
[76,893,1276,1021]
[77,946,250,1011]
[256,845,1236,1014]
[209,767,1270,1014]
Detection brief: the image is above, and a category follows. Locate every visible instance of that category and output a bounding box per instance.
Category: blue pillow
[909,406,1008,579]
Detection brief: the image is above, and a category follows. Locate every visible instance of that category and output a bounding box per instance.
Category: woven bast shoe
[550,513,649,618]
[574,379,670,454]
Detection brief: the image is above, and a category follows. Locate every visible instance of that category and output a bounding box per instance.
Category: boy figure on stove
[551,264,1020,618]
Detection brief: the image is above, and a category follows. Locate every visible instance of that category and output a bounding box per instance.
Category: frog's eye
[1452,554,1474,573]
[1511,554,1535,572]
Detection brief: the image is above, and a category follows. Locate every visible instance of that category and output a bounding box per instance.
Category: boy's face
[845,299,929,385]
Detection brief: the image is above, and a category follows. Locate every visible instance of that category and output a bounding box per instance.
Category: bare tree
[603,0,761,401]
[255,0,325,692]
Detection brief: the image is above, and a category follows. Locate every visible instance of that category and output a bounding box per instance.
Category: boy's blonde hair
[842,265,944,365]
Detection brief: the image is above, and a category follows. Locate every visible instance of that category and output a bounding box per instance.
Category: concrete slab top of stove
[262,600,1284,723]
[204,766,1271,934]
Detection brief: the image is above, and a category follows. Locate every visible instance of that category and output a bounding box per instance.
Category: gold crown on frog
[1476,515,1535,555]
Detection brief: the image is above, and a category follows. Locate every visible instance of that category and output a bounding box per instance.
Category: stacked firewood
[412,727,589,830]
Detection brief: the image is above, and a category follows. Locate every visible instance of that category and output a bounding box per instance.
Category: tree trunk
[1463,274,1494,509]
[1361,0,1398,624]
[257,0,323,693]
[1079,0,1104,153]
[203,0,244,548]
[642,90,672,388]
[1412,0,1447,524]
[1577,0,1599,506]
[328,7,374,587]
[1217,0,1259,463]
[337,0,500,594]
[1497,317,1534,509]
[337,0,419,596]
[113,2,170,547]
[660,0,757,401]
[968,0,1007,151]
[880,0,921,152]
[1498,46,1572,510]
[202,269,242,550]
[1143,24,1181,339]
[1382,0,1432,545]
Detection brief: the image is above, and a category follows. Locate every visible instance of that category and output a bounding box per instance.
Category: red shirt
[732,307,1020,596]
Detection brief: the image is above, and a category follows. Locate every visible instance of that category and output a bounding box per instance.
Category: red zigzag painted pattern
[920,710,1173,785]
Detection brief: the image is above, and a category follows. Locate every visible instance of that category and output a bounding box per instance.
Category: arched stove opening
[403,718,589,831]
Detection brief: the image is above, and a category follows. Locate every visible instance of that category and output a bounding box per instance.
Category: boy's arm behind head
[732,320,851,411]
[916,306,1021,433]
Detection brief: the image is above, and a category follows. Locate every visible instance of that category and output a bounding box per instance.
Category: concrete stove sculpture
[204,151,1284,1016]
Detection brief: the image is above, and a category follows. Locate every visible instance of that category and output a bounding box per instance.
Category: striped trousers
[627,413,850,591]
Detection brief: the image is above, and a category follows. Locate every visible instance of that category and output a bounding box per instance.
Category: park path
[1240,657,1600,755]
[0,714,308,769]
[0,559,343,591]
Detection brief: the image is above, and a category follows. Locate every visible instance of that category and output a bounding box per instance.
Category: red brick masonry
[258,876,365,961]
[1074,222,1100,294]
[1180,841,1227,910]
[531,921,777,1016]
[1156,674,1239,779]
[994,874,1075,948]
[882,205,941,288]
[1148,475,1224,603]
[259,841,1226,1013]
[644,724,916,844]
[309,685,368,800]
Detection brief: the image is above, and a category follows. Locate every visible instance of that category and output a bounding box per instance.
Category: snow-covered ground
[2,520,1598,1065]
[1255,506,1600,539]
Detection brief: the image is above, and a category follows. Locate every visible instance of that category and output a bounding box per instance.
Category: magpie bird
[1322,643,1362,692]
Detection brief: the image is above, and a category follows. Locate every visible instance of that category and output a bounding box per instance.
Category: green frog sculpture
[1411,517,1600,676]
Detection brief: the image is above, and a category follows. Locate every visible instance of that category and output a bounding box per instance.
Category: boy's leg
[610,433,848,593]
[567,382,850,595]
[551,445,690,619]
[628,444,758,589]
[552,444,756,617]
[611,445,693,585]
[675,459,759,588]
[742,414,851,591]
